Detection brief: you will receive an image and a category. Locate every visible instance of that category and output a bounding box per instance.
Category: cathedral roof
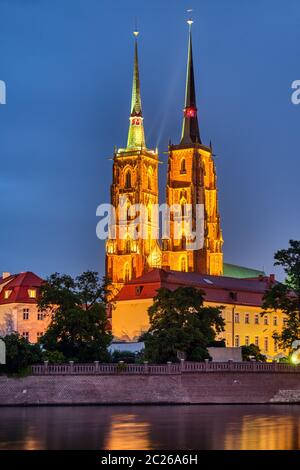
[116,268,276,307]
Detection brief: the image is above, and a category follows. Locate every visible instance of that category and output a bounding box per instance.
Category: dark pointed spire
[180,20,201,145]
[127,31,145,149]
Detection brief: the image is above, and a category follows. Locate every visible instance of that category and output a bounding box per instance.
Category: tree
[38,271,112,362]
[1,333,43,374]
[140,287,225,363]
[263,240,300,351]
[241,344,266,362]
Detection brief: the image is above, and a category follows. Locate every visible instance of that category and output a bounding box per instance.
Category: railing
[31,360,300,375]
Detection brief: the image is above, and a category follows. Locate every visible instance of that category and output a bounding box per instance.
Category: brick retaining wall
[0,372,300,405]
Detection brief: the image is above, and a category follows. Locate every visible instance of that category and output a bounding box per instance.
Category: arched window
[180,256,187,272]
[147,168,152,190]
[125,170,132,189]
[181,234,186,250]
[180,158,186,174]
[124,263,130,283]
[147,203,152,222]
[125,238,131,254]
[180,198,186,218]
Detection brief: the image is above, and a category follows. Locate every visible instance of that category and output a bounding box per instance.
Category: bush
[1,333,43,374]
[42,350,66,364]
[110,350,137,364]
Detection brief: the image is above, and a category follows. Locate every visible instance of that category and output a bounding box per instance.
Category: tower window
[125,238,131,254]
[180,256,187,272]
[147,168,153,190]
[124,264,130,283]
[125,170,132,189]
[180,158,186,174]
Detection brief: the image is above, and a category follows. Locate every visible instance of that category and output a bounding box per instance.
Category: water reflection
[104,414,151,450]
[0,405,300,450]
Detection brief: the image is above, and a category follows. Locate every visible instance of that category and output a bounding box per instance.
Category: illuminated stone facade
[106,27,223,288]
[163,143,223,275]
[106,36,160,289]
[162,30,223,276]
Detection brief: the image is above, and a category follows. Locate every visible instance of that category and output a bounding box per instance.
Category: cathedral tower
[162,21,223,275]
[106,32,160,288]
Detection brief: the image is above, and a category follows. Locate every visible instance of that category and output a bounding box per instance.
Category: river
[0,405,300,450]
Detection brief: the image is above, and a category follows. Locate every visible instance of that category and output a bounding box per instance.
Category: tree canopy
[141,287,225,363]
[263,240,300,351]
[38,271,112,362]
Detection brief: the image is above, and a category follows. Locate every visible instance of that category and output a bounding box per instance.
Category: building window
[254,314,259,325]
[125,170,132,189]
[245,313,250,324]
[22,332,29,341]
[124,264,130,283]
[180,256,187,272]
[37,312,44,321]
[37,332,43,341]
[263,315,268,325]
[273,316,278,326]
[234,335,240,347]
[283,318,288,326]
[245,336,250,346]
[28,289,36,299]
[181,234,186,250]
[147,169,152,190]
[180,158,186,174]
[125,238,131,254]
[234,312,240,324]
[274,340,278,353]
[23,308,29,320]
[4,290,12,299]
[264,337,269,353]
[255,336,259,347]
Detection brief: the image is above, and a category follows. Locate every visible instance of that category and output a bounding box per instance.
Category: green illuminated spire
[127,32,146,149]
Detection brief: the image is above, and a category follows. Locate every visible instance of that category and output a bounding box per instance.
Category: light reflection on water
[0,405,300,450]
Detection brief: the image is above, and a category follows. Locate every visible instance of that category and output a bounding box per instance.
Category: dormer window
[28,289,37,299]
[4,290,12,299]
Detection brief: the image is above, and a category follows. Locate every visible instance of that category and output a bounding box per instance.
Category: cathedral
[106,23,223,289]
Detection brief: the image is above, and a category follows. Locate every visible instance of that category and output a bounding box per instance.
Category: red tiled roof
[0,272,43,305]
[116,269,275,307]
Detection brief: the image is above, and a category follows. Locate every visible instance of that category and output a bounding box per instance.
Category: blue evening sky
[0,0,299,280]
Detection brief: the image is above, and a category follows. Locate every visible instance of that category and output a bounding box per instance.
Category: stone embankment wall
[0,372,300,405]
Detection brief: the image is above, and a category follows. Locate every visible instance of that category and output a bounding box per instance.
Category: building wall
[0,302,51,343]
[112,299,284,358]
